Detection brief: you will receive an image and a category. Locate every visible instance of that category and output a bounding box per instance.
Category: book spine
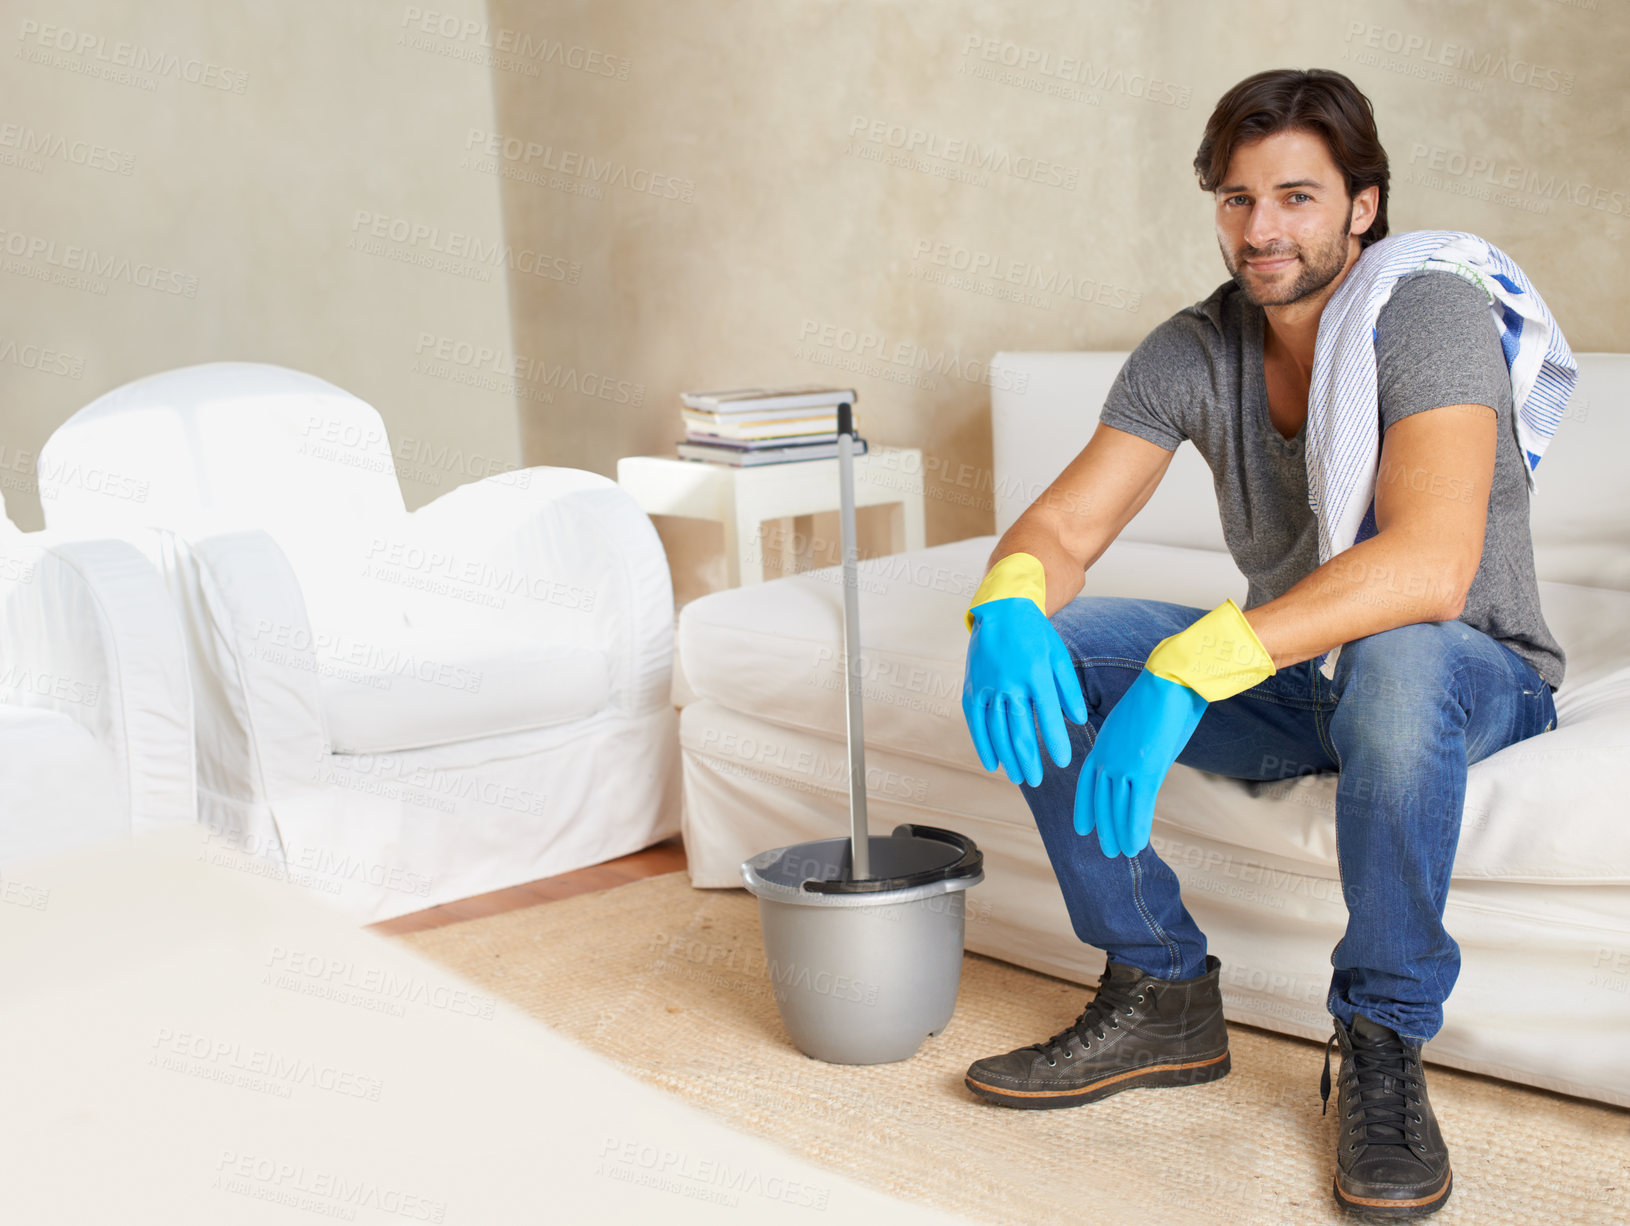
[679,389,859,413]
[687,432,840,447]
[676,438,868,465]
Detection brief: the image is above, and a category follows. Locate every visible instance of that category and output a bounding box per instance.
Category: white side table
[617,446,926,586]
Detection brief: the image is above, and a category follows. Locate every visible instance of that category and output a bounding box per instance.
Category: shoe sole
[963,1049,1230,1109]
[1332,1169,1452,1219]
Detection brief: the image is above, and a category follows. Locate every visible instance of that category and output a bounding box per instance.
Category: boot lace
[1029,977,1149,1068]
[1320,1022,1428,1153]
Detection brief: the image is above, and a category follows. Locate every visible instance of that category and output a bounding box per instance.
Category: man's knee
[1051,596,1189,715]
[1050,595,1205,666]
[1327,622,1467,774]
[1331,621,1460,713]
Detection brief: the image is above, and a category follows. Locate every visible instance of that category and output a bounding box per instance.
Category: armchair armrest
[141,526,329,818]
[403,468,674,715]
[0,533,194,833]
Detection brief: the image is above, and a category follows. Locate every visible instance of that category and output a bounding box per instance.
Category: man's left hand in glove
[1074,598,1276,858]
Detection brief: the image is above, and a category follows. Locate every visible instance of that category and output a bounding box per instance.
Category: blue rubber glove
[963,596,1089,788]
[1073,598,1274,857]
[1073,668,1208,857]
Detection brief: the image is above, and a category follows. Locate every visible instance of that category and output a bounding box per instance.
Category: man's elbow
[1435,589,1469,622]
[1432,559,1477,622]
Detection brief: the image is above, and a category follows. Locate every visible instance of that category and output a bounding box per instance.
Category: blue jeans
[1020,595,1559,1041]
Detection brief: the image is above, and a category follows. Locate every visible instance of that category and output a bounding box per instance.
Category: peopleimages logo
[362,535,598,615]
[847,113,1079,190]
[0,225,198,297]
[0,550,37,583]
[1407,143,1627,216]
[413,333,643,405]
[0,123,134,174]
[349,210,581,284]
[0,664,99,706]
[1342,23,1575,94]
[213,1150,447,1222]
[910,237,1141,312]
[15,19,249,93]
[0,336,85,378]
[399,7,630,79]
[248,620,484,695]
[151,1027,386,1101]
[264,946,497,1021]
[698,726,930,803]
[462,129,695,202]
[796,318,1030,392]
[957,35,1192,108]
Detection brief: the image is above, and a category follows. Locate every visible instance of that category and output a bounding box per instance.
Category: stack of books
[676,385,866,466]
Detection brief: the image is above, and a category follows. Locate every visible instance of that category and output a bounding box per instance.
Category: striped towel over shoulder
[1306,229,1576,680]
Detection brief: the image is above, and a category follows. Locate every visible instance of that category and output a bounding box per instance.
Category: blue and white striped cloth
[1306,229,1576,680]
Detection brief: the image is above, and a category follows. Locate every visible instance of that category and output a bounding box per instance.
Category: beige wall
[489,0,1628,603]
[7,2,1625,598]
[0,0,519,531]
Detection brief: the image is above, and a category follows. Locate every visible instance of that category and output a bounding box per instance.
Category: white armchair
[38,362,679,921]
[0,494,194,864]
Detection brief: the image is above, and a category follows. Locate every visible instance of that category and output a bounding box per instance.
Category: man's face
[1213,128,1362,308]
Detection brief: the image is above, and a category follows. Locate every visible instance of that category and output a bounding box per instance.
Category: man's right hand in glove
[961,551,1088,787]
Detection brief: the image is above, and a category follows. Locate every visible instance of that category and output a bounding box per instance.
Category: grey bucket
[739,406,985,1064]
[741,824,984,1064]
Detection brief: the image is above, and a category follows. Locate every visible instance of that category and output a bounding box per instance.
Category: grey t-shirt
[1098,269,1565,692]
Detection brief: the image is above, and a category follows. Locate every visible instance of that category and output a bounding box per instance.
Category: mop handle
[836,401,869,882]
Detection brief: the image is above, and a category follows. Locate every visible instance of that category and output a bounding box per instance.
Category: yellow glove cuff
[965,551,1047,632]
[1144,597,1275,702]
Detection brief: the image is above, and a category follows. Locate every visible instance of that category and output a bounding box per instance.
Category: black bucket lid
[801,824,983,896]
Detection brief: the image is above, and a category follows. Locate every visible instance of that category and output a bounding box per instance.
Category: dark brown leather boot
[963,954,1230,1109]
[1322,1014,1452,1218]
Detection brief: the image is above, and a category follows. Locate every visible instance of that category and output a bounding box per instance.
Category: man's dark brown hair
[1194,68,1390,249]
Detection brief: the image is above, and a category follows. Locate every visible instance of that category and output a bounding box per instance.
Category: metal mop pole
[836,401,869,882]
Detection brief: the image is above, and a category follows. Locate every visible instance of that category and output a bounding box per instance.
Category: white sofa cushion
[676,534,1630,883]
[677,537,1246,769]
[316,627,610,754]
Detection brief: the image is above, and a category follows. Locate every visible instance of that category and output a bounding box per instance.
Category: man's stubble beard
[1223,203,1354,307]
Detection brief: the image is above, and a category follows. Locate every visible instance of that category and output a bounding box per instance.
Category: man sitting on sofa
[958,67,1567,1220]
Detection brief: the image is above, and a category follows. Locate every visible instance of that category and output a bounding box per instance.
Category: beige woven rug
[398,873,1628,1226]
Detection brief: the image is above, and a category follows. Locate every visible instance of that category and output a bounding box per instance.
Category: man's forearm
[1242,530,1468,671]
[985,519,1086,618]
[985,510,1465,669]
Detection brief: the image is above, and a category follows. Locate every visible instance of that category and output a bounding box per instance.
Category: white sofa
[676,351,1630,1109]
[0,494,195,861]
[38,362,680,922]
